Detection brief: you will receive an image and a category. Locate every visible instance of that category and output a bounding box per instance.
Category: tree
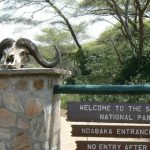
[34,24,88,73]
[0,0,90,77]
[68,22,150,105]
[79,0,150,63]
[79,20,150,84]
[35,28,71,46]
[1,0,83,50]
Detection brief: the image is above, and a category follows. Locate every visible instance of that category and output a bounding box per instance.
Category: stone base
[0,68,70,150]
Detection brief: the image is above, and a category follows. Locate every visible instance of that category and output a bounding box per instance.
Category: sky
[0,19,112,43]
[0,0,113,42]
[0,24,43,41]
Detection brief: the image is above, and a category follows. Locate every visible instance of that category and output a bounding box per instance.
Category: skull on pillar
[0,38,61,69]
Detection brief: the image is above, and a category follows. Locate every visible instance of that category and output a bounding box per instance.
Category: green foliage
[32,19,150,109]
[97,25,132,59]
[77,45,118,84]
[35,28,71,46]
[62,21,150,108]
[71,22,89,41]
[74,94,150,104]
[115,54,150,84]
[61,94,81,109]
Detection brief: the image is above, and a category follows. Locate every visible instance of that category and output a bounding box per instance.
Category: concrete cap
[0,68,71,76]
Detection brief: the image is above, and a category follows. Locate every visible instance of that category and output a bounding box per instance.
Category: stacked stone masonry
[0,69,70,150]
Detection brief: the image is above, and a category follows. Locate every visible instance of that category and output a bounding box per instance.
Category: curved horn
[16,38,61,68]
[0,38,15,60]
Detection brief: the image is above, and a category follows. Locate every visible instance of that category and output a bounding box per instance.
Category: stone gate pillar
[0,68,70,150]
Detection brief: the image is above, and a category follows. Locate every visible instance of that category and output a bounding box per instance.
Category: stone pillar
[0,68,70,150]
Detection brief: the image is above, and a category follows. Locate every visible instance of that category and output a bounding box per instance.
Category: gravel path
[61,117,76,150]
[61,117,87,150]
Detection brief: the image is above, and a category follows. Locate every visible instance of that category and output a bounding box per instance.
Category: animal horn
[16,38,61,68]
[0,38,15,60]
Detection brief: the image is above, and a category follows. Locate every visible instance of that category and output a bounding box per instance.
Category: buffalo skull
[0,38,61,69]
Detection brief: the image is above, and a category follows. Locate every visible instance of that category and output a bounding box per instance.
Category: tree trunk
[45,0,82,51]
[107,1,136,53]
[135,0,145,63]
[137,10,144,62]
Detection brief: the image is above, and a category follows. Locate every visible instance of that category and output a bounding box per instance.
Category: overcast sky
[0,0,113,42]
[0,20,112,43]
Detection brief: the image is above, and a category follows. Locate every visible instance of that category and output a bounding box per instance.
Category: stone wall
[0,68,70,150]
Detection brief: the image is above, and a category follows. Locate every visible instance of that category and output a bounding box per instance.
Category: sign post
[71,125,150,138]
[67,102,150,123]
[76,141,150,150]
[67,102,150,150]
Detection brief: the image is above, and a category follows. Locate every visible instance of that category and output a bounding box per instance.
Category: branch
[109,39,124,65]
[107,0,136,52]
[125,0,130,28]
[45,0,82,51]
[91,17,117,26]
[30,6,48,20]
[134,0,145,61]
[142,0,150,11]
[51,21,66,26]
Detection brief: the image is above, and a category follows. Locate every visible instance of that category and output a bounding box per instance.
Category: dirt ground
[61,116,76,150]
[60,109,75,150]
[61,116,88,150]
